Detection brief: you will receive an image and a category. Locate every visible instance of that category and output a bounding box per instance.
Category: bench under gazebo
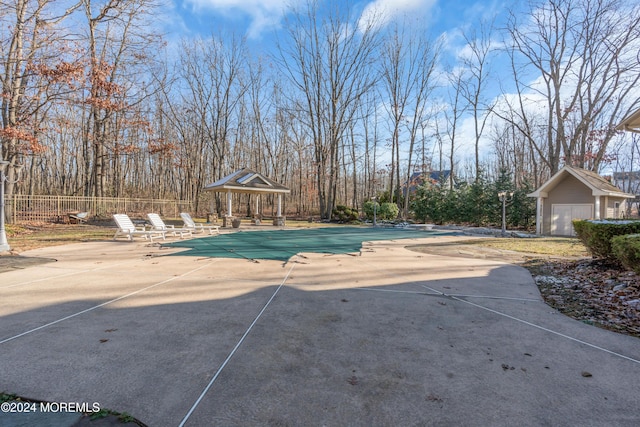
[204,168,290,227]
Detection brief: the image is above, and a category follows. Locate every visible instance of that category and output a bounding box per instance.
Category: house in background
[403,170,452,197]
[615,107,640,215]
[528,166,635,236]
[613,171,640,196]
[613,171,640,217]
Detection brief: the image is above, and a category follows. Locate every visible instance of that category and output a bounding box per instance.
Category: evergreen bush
[573,220,640,259]
[332,205,359,222]
[363,200,399,221]
[378,202,399,221]
[409,170,535,229]
[411,185,447,224]
[362,200,379,220]
[611,234,640,274]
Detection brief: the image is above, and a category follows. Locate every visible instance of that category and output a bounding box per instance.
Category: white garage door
[551,204,593,236]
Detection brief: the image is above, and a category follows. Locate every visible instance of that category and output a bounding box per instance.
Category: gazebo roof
[204,168,290,194]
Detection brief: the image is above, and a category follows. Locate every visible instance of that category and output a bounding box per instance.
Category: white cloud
[358,0,437,32]
[185,0,298,38]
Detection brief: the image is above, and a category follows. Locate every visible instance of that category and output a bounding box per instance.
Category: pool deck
[1,232,639,426]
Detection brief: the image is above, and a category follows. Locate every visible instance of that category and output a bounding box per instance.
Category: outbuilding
[528,166,635,236]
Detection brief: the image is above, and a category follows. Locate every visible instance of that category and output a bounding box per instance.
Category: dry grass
[5,223,114,253]
[457,237,589,258]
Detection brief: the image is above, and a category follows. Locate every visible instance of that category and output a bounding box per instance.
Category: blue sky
[153,0,639,175]
[160,0,519,104]
[158,0,520,168]
[164,0,514,52]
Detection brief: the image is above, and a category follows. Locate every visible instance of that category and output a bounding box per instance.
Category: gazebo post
[223,190,233,227]
[277,194,282,217]
[226,190,232,217]
[273,193,285,226]
[256,195,260,217]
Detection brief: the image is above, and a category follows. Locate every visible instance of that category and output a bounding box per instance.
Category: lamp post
[372,196,378,227]
[498,191,513,237]
[0,160,23,252]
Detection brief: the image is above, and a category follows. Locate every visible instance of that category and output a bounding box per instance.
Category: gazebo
[204,168,290,226]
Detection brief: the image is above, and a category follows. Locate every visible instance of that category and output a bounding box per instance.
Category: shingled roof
[528,166,635,198]
[204,168,290,194]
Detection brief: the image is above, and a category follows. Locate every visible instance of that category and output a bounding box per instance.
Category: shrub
[378,202,399,221]
[332,205,359,222]
[573,219,640,259]
[362,200,379,220]
[411,185,441,223]
[611,234,640,274]
[363,201,399,221]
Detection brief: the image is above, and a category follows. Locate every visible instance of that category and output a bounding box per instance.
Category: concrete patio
[1,232,639,426]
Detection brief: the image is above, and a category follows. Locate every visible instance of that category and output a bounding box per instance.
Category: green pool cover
[162,227,459,261]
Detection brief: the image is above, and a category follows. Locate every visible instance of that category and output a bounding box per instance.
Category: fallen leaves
[346,376,359,385]
[426,394,443,402]
[527,258,640,338]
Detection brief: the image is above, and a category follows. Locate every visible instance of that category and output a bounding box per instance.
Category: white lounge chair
[180,212,220,235]
[113,214,166,242]
[147,213,193,239]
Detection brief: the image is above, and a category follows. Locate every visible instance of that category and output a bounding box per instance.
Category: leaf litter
[526,258,640,338]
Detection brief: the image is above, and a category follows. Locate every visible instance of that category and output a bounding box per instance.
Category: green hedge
[363,200,378,220]
[363,201,399,221]
[572,220,640,259]
[611,234,640,274]
[332,205,359,222]
[379,202,399,220]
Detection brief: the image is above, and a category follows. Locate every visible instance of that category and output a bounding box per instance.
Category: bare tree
[277,0,381,219]
[379,23,406,209]
[80,0,162,197]
[163,33,248,212]
[380,22,440,217]
[503,0,640,175]
[441,68,468,190]
[459,20,496,179]
[380,22,440,218]
[489,118,542,188]
[360,89,381,201]
[0,0,82,210]
[611,132,640,215]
